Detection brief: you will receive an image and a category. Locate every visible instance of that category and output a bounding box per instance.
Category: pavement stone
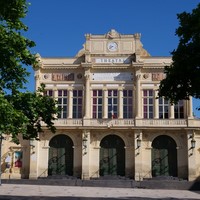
[0,184,199,200]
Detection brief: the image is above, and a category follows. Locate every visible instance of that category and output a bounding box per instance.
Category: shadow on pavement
[190,180,200,191]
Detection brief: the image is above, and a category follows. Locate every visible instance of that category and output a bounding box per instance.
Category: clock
[107,42,118,51]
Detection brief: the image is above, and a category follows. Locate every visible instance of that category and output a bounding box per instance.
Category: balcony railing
[42,118,200,128]
[84,119,135,127]
[52,119,83,126]
[136,119,187,127]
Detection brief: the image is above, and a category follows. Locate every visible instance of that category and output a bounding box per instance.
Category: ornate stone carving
[143,73,149,79]
[106,29,120,38]
[85,33,91,40]
[77,73,83,79]
[84,74,90,80]
[134,33,141,39]
[136,74,141,80]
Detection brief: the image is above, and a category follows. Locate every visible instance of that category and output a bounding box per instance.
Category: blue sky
[24,0,200,117]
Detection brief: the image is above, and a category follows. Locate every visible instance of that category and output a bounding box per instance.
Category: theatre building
[1,30,200,181]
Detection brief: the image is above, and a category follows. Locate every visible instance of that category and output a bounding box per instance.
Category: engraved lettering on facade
[95,57,131,64]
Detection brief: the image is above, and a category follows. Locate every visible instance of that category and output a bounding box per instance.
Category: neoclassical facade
[2,30,200,181]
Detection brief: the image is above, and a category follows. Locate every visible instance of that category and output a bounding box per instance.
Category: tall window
[108,90,118,118]
[159,97,169,119]
[92,90,103,118]
[73,90,83,118]
[58,90,67,119]
[143,89,154,119]
[44,90,53,97]
[174,100,184,118]
[123,90,133,118]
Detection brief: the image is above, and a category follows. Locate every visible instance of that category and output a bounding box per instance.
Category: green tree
[159,3,200,104]
[0,0,58,143]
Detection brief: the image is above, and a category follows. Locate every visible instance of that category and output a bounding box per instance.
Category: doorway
[152,135,177,177]
[48,134,73,176]
[100,135,125,176]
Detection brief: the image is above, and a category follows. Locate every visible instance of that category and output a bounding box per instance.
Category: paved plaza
[0,184,199,200]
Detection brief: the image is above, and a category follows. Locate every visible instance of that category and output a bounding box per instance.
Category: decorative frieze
[152,73,166,81]
[52,73,74,81]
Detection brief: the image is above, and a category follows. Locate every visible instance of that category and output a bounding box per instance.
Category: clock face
[107,42,118,51]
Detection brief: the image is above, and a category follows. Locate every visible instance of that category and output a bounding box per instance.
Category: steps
[2,178,200,190]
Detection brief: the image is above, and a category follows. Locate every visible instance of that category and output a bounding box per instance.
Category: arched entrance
[100,135,125,176]
[152,135,177,177]
[48,134,73,176]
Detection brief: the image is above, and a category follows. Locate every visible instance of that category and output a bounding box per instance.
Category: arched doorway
[152,135,177,177]
[48,134,73,176]
[100,135,125,176]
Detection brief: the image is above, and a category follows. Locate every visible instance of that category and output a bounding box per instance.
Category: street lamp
[137,138,142,149]
[191,138,196,149]
[190,138,196,156]
[82,132,88,155]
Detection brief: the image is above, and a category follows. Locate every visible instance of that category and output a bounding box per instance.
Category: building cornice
[41,64,81,70]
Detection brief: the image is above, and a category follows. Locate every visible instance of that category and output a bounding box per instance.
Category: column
[169,104,174,119]
[81,130,90,180]
[118,88,123,119]
[135,73,142,118]
[103,89,108,119]
[154,90,159,119]
[68,88,73,118]
[53,88,58,99]
[188,97,193,119]
[134,130,143,181]
[29,140,39,179]
[84,73,90,118]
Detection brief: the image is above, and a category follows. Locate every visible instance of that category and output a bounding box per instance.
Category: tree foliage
[0,0,58,143]
[159,3,200,103]
[1,85,58,144]
[0,0,35,92]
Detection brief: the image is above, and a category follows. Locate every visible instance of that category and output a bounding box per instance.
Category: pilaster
[29,140,39,179]
[81,130,91,180]
[134,130,143,181]
[187,130,197,181]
